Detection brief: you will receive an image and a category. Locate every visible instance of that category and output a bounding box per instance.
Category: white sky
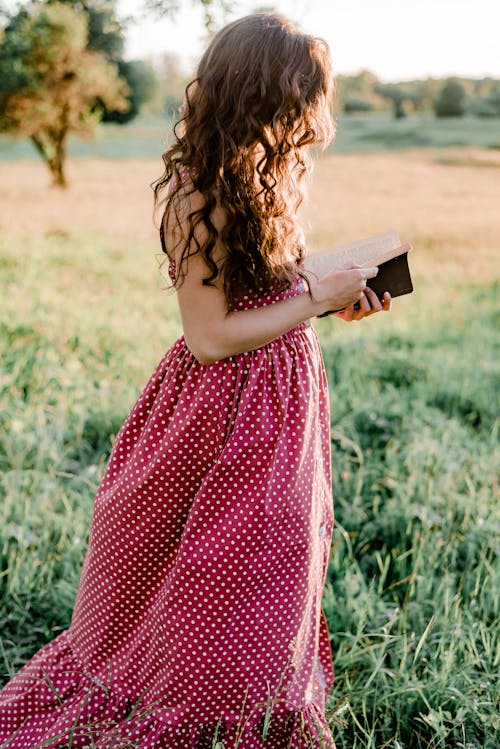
[118,0,500,81]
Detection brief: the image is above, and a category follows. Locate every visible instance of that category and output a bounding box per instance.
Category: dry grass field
[1,145,498,361]
[0,148,500,258]
[2,145,499,281]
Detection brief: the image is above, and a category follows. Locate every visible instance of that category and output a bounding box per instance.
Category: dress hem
[0,631,336,748]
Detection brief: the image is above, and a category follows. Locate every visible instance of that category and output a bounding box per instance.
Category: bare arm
[166,189,378,364]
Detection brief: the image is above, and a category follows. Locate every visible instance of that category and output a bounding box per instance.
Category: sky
[117,0,500,82]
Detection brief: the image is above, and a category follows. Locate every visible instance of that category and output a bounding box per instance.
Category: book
[301,230,414,316]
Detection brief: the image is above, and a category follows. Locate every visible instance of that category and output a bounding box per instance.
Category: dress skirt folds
[0,276,336,748]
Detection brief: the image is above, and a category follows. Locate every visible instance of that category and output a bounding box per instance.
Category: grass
[319,284,499,747]
[0,150,499,747]
[330,113,500,153]
[1,113,500,162]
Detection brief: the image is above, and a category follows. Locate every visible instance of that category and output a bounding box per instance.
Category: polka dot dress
[0,274,336,748]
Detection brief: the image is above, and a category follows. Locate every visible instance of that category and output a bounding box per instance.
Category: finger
[361,266,379,280]
[382,291,392,311]
[351,296,368,320]
[343,304,355,321]
[364,287,382,312]
[358,292,371,313]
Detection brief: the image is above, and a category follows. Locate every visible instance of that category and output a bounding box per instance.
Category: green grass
[330,113,500,153]
[0,229,499,748]
[317,286,499,747]
[1,113,500,162]
[0,115,172,162]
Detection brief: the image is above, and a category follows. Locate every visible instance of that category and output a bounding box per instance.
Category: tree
[46,1,158,123]
[342,97,373,114]
[336,70,379,114]
[374,83,409,119]
[0,2,129,186]
[102,59,158,123]
[469,86,500,117]
[409,77,442,113]
[47,0,125,60]
[339,69,379,99]
[51,1,220,119]
[433,78,466,117]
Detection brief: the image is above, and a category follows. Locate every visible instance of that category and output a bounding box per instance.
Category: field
[0,146,499,748]
[1,113,500,162]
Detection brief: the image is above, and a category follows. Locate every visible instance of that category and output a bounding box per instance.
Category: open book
[302,230,414,316]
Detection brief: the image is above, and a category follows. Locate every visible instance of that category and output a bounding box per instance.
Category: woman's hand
[334,288,392,321]
[307,265,380,314]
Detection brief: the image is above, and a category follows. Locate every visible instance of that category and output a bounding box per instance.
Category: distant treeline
[334,70,500,118]
[151,64,500,121]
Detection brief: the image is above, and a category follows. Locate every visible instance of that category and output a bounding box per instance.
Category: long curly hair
[152,12,336,310]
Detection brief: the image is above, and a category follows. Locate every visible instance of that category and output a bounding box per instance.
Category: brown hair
[152,12,335,310]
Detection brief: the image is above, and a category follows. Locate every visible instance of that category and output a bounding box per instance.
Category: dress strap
[159,218,168,255]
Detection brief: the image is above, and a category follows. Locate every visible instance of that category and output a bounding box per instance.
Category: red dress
[0,263,336,747]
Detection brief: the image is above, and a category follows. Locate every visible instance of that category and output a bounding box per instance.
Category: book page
[303,230,402,276]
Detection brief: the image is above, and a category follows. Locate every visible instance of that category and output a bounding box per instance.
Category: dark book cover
[317,251,413,317]
[365,251,413,299]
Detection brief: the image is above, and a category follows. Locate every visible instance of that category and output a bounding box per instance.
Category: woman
[0,12,391,748]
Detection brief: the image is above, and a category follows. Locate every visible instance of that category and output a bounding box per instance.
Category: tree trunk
[394,98,406,119]
[31,131,68,188]
[52,133,68,188]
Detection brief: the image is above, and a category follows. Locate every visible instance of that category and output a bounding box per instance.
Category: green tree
[374,83,409,119]
[336,70,379,114]
[0,2,129,186]
[102,59,158,123]
[434,77,466,117]
[342,97,373,114]
[48,0,125,59]
[339,69,379,98]
[47,1,157,122]
[410,77,442,112]
[470,85,500,117]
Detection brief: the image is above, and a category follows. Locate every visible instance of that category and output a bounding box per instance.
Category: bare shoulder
[164,181,202,232]
[163,181,227,272]
[165,181,226,236]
